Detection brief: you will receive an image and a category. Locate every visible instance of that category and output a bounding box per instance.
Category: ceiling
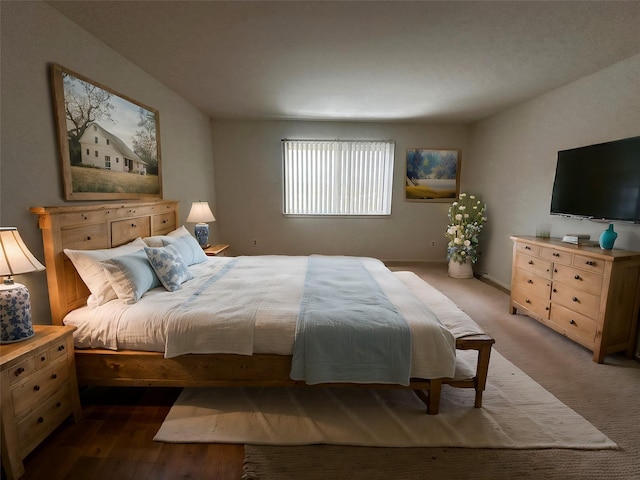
[48,1,640,123]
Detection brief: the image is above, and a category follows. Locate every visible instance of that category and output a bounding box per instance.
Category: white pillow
[101,250,161,304]
[144,225,192,247]
[64,238,147,307]
[144,244,193,292]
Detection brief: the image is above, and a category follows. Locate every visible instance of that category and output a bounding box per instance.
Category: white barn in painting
[78,122,147,174]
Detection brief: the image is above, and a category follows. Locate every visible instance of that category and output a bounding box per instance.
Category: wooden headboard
[30,200,179,325]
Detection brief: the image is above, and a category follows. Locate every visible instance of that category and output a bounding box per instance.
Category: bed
[31,200,494,414]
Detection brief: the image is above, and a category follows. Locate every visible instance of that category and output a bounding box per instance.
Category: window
[95,137,98,144]
[106,139,110,145]
[104,156,111,169]
[283,140,395,216]
[86,148,89,155]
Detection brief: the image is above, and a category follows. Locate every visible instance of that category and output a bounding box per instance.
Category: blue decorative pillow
[101,249,161,304]
[144,245,193,292]
[161,234,208,266]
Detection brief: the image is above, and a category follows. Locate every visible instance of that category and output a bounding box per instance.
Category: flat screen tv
[550,136,640,223]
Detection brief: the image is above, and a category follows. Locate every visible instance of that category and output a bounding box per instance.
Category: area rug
[153,350,615,450]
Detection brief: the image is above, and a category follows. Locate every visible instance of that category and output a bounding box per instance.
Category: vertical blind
[283,140,395,215]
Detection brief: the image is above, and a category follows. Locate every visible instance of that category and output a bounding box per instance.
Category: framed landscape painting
[405,148,461,202]
[50,63,162,200]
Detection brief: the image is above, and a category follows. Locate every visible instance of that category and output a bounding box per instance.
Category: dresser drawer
[515,242,540,257]
[512,286,550,319]
[573,254,606,274]
[551,281,600,319]
[553,264,603,296]
[11,357,70,418]
[549,303,598,343]
[16,384,71,456]
[515,253,553,279]
[541,247,572,265]
[513,268,551,300]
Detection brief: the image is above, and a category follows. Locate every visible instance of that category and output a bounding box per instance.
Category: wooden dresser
[510,235,640,363]
[0,325,82,480]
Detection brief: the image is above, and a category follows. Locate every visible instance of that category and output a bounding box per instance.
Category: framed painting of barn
[50,63,163,200]
[405,148,461,202]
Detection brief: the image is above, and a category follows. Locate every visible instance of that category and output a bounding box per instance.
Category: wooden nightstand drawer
[8,357,36,387]
[16,384,72,456]
[11,357,69,418]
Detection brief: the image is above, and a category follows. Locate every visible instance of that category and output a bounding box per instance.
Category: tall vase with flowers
[445,193,487,278]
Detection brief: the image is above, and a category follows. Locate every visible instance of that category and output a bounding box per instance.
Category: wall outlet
[252,239,258,246]
[430,240,436,247]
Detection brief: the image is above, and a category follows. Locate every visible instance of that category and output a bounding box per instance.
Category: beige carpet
[154,348,615,450]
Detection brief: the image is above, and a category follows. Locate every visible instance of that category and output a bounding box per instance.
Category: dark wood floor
[12,386,244,480]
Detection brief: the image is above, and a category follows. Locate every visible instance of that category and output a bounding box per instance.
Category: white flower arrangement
[445,193,487,264]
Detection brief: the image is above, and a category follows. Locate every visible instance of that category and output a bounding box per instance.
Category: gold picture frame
[405,148,461,202]
[50,63,163,201]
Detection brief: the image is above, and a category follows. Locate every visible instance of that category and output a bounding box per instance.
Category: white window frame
[282,139,395,216]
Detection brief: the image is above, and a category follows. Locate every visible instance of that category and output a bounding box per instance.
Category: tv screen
[550,136,640,223]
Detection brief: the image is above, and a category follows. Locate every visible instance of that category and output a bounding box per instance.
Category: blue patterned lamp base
[0,283,35,344]
[194,223,210,248]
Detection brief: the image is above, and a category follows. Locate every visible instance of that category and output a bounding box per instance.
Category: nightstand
[0,325,82,480]
[204,244,230,256]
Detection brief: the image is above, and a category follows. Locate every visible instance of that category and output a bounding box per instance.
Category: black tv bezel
[549,136,640,224]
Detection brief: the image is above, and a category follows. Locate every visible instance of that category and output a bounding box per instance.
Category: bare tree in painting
[63,72,116,164]
[133,107,158,175]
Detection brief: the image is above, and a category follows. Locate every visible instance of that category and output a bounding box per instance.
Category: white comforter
[64,256,485,380]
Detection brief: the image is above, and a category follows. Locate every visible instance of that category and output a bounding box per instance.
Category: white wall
[211,120,469,260]
[466,54,640,289]
[0,2,216,324]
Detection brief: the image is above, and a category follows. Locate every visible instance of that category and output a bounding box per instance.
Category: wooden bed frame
[31,200,494,415]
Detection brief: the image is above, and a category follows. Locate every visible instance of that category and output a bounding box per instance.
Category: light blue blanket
[290,256,412,385]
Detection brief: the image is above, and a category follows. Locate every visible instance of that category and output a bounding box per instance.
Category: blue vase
[599,224,617,250]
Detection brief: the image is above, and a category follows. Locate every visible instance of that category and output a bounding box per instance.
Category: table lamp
[186,201,216,248]
[0,227,45,343]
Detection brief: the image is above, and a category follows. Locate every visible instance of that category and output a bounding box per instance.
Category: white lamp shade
[0,227,45,277]
[186,202,216,224]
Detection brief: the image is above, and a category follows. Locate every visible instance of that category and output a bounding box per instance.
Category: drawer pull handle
[163,219,168,223]
[586,261,596,266]
[525,246,531,250]
[553,288,557,293]
[572,297,579,302]
[51,373,58,379]
[525,299,531,304]
[570,319,576,325]
[545,307,549,311]
[574,275,581,280]
[37,417,44,424]
[527,279,533,284]
[33,385,40,392]
[131,223,137,228]
[14,367,25,376]
[58,345,65,351]
[553,252,560,257]
[56,402,62,408]
[86,236,91,241]
[40,356,46,362]
[528,260,534,265]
